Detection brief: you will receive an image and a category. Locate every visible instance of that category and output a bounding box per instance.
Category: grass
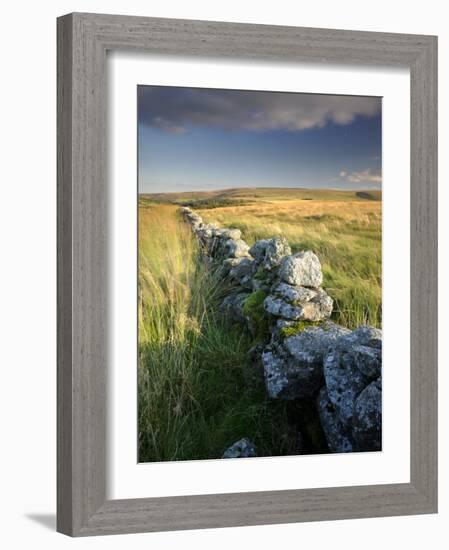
[138,201,296,462]
[196,193,382,328]
[138,188,381,461]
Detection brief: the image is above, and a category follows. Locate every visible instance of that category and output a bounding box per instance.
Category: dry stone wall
[181,206,382,455]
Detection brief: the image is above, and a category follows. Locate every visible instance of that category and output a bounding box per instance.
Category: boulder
[220,291,251,324]
[323,349,369,426]
[317,386,354,453]
[352,378,382,451]
[272,282,318,304]
[222,437,257,459]
[338,325,382,378]
[224,238,251,258]
[279,251,323,288]
[283,322,350,364]
[323,326,382,425]
[229,257,256,289]
[220,228,242,240]
[221,257,245,277]
[262,323,349,400]
[249,237,291,271]
[262,344,323,400]
[263,295,304,320]
[196,223,219,241]
[263,288,333,322]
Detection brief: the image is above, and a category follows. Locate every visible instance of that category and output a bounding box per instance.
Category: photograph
[137,85,382,463]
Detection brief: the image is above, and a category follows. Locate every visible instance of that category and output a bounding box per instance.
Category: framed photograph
[57,13,437,536]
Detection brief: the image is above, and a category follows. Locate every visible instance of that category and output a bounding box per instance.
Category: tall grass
[198,199,382,328]
[138,203,295,462]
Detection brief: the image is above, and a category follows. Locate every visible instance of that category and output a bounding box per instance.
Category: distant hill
[140,187,382,209]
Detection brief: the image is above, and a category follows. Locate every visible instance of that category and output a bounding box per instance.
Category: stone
[323,325,382,425]
[317,386,354,453]
[221,257,246,276]
[302,289,333,321]
[197,223,219,241]
[283,322,350,364]
[249,237,291,271]
[229,257,256,289]
[220,291,251,324]
[272,282,318,304]
[191,221,203,231]
[220,228,242,240]
[224,238,251,258]
[323,348,369,426]
[279,251,323,288]
[269,283,333,321]
[343,325,382,349]
[262,344,323,400]
[352,378,382,451]
[261,323,348,400]
[263,295,304,320]
[350,344,382,379]
[339,326,382,379]
[263,289,333,322]
[186,212,202,223]
[222,437,257,459]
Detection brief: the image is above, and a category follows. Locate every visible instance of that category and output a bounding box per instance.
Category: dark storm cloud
[138,86,381,134]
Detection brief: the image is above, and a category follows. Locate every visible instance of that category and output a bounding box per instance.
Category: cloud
[152,117,187,134]
[340,168,382,184]
[138,86,381,134]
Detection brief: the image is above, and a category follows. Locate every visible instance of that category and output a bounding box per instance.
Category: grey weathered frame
[57,12,438,537]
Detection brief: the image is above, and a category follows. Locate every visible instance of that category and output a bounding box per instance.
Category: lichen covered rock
[222,437,257,458]
[272,282,318,304]
[249,237,291,271]
[262,342,324,400]
[284,322,350,363]
[323,326,382,425]
[263,295,305,320]
[279,251,323,288]
[317,386,354,453]
[352,378,382,451]
[220,228,242,241]
[229,257,256,289]
[224,238,251,258]
[262,323,348,400]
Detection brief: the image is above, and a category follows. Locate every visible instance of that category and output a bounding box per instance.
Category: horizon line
[139,185,382,195]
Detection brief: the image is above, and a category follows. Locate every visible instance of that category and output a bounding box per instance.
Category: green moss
[253,266,268,281]
[280,320,322,338]
[242,290,269,341]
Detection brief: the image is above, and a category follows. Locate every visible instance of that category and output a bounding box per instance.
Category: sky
[138,86,382,193]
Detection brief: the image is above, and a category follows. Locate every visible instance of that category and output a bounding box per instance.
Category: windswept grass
[138,189,381,461]
[138,202,296,462]
[198,197,382,328]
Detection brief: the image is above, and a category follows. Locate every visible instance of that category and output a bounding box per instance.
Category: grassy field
[144,187,382,328]
[138,202,300,462]
[138,188,381,462]
[197,193,381,329]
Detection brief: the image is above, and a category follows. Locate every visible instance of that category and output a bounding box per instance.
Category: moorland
[138,187,381,462]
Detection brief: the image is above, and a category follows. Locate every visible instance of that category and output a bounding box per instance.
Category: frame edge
[57,12,438,536]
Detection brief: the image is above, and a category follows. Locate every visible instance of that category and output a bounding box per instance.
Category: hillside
[140,187,382,209]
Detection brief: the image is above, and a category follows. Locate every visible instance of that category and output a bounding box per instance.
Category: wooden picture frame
[57,12,438,536]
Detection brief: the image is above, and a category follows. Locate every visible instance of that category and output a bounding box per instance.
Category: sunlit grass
[198,198,382,328]
[138,203,294,462]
